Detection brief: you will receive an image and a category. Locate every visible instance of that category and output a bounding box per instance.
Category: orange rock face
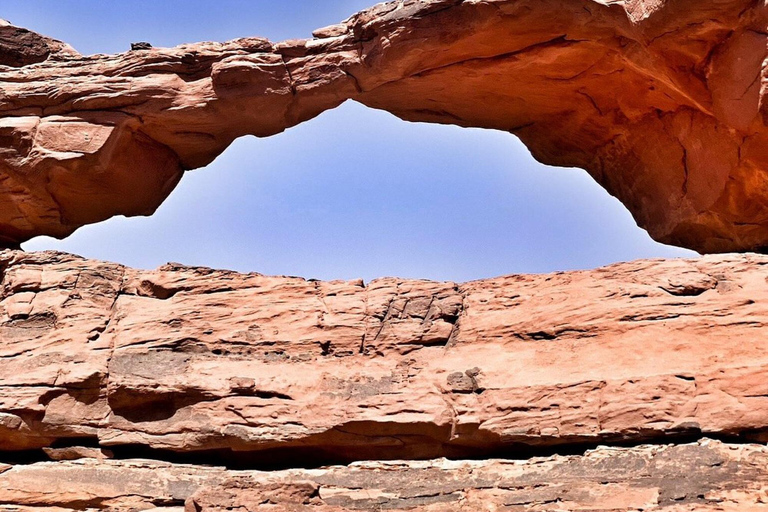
[0,250,767,509]
[0,440,766,511]
[1,0,768,251]
[3,1,768,509]
[0,250,765,457]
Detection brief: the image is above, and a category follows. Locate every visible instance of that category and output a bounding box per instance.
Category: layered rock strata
[1,440,766,511]
[0,251,766,508]
[1,0,768,251]
[0,250,766,459]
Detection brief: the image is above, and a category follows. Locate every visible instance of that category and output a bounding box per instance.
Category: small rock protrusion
[130,42,153,51]
[43,446,114,461]
[447,368,484,394]
[312,23,348,39]
[229,377,256,393]
[660,274,717,296]
[465,367,481,378]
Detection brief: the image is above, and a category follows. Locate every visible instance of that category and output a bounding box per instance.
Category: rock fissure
[0,430,758,472]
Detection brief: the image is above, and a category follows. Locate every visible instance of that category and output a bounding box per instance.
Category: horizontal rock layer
[0,250,767,462]
[1,0,768,251]
[0,440,766,511]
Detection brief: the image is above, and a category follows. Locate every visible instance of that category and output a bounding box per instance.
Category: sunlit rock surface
[0,250,766,455]
[1,440,766,511]
[2,0,768,509]
[0,250,768,507]
[0,0,767,251]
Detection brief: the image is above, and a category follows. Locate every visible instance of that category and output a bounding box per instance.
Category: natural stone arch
[0,0,766,252]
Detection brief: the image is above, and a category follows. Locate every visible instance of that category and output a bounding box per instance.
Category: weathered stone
[0,0,767,251]
[2,4,768,508]
[0,440,766,511]
[0,250,768,461]
[0,22,77,67]
[42,446,114,461]
[130,42,153,51]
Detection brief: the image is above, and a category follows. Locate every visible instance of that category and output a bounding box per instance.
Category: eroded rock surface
[0,250,767,461]
[0,251,767,508]
[0,440,766,511]
[0,0,768,251]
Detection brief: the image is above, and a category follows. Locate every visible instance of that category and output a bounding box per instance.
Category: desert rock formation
[0,250,767,508]
[0,0,767,251]
[3,0,768,509]
[1,440,766,511]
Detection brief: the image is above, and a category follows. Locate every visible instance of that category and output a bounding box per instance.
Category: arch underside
[0,0,766,253]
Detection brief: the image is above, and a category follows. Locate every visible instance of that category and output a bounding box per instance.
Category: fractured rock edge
[1,0,768,252]
[1,250,768,465]
[0,440,767,511]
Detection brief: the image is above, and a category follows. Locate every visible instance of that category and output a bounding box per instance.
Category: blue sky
[8,1,694,282]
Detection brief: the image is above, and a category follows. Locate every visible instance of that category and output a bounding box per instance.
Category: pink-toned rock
[0,21,77,67]
[0,250,767,461]
[0,440,766,511]
[42,446,113,461]
[2,2,768,508]
[0,0,767,252]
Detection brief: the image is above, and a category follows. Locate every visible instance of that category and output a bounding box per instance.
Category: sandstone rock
[2,4,768,508]
[42,446,114,461]
[0,23,77,67]
[0,440,765,511]
[0,250,767,460]
[0,0,767,252]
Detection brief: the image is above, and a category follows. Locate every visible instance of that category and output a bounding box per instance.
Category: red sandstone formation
[0,250,767,457]
[0,250,767,508]
[3,1,768,509]
[0,0,767,251]
[1,440,765,511]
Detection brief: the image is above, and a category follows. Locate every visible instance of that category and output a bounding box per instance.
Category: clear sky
[8,1,695,282]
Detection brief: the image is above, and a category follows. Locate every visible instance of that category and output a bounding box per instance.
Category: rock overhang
[0,0,766,252]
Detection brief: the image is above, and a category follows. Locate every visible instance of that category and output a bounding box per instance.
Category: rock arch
[0,0,766,252]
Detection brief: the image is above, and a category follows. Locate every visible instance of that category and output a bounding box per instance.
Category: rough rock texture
[4,2,768,507]
[0,251,767,508]
[0,440,767,511]
[0,250,767,461]
[1,0,768,251]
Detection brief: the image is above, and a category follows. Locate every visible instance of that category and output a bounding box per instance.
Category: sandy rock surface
[0,0,767,251]
[0,251,767,508]
[2,1,768,508]
[0,250,766,459]
[0,440,767,511]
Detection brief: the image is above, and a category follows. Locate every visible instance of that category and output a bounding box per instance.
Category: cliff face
[0,250,768,509]
[3,250,768,457]
[3,1,768,510]
[0,0,768,252]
